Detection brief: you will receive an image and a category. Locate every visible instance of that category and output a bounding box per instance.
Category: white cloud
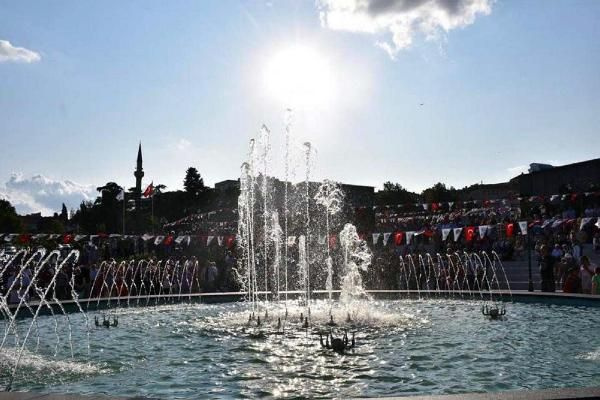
[0,40,41,63]
[317,0,492,58]
[175,138,192,151]
[0,173,95,216]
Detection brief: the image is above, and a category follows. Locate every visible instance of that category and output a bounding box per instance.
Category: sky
[1,0,599,215]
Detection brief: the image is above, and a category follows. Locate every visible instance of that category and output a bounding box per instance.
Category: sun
[264,45,335,108]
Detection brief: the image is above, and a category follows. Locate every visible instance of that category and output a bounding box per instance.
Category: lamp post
[527,230,534,292]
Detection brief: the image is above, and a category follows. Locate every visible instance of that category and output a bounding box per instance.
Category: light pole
[527,230,534,292]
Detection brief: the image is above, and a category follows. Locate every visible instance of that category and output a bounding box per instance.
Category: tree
[38,217,65,234]
[96,182,123,199]
[421,182,457,203]
[154,184,167,194]
[60,203,68,222]
[382,181,406,192]
[183,167,205,198]
[376,181,420,205]
[0,199,23,232]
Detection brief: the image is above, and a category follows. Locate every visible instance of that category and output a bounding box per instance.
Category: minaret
[134,142,144,232]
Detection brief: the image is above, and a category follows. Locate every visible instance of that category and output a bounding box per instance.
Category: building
[510,158,600,196]
[214,180,240,192]
[457,182,517,201]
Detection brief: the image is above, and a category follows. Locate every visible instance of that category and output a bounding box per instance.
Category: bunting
[383,232,392,246]
[453,227,462,242]
[478,225,488,238]
[442,228,451,241]
[372,233,381,245]
[394,232,404,245]
[518,221,528,235]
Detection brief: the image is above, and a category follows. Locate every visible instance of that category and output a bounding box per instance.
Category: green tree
[38,217,65,234]
[60,203,68,222]
[376,181,421,205]
[0,199,24,232]
[421,182,457,203]
[183,167,205,198]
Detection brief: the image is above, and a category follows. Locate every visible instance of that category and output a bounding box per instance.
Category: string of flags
[366,190,600,213]
[0,232,237,249]
[1,218,597,248]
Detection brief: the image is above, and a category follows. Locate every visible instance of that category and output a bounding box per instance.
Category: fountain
[0,117,599,397]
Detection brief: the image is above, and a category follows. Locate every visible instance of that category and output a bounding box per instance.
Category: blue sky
[1,0,599,215]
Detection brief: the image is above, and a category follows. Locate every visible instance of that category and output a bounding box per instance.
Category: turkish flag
[163,235,174,246]
[506,223,515,238]
[18,234,31,244]
[394,232,404,245]
[465,226,476,242]
[431,202,439,211]
[143,182,154,198]
[570,193,578,202]
[226,235,236,248]
[329,235,337,249]
[63,234,73,244]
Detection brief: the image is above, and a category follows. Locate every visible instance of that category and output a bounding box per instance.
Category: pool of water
[1,298,599,398]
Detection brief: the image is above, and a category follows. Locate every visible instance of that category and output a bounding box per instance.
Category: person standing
[591,267,600,295]
[579,256,596,294]
[539,245,555,292]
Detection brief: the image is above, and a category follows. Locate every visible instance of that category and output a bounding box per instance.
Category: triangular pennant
[406,231,415,245]
[442,228,451,241]
[518,221,528,235]
[453,227,463,242]
[318,235,326,245]
[383,232,391,245]
[372,233,381,245]
[478,225,488,238]
[287,236,296,246]
[207,236,215,246]
[141,234,154,241]
[580,217,593,231]
[217,236,224,246]
[154,236,165,246]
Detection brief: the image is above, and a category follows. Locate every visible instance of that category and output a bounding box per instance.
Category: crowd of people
[2,192,600,302]
[536,238,600,294]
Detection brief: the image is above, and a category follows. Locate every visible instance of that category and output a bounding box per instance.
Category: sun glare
[264,45,335,108]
